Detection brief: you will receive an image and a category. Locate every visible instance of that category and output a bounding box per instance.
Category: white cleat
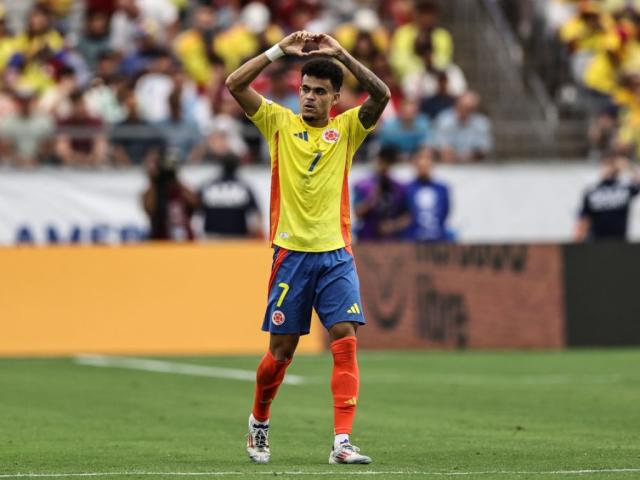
[246,415,270,464]
[328,442,372,464]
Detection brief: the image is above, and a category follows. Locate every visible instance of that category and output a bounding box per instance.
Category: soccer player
[225,31,390,464]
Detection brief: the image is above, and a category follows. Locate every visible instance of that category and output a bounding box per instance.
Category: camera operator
[353,146,408,241]
[142,147,198,241]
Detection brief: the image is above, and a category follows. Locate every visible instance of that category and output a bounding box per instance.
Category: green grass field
[1,350,639,480]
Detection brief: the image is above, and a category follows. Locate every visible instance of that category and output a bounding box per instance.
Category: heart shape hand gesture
[278,31,343,58]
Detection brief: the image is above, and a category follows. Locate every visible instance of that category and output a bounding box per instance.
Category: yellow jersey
[249,96,374,252]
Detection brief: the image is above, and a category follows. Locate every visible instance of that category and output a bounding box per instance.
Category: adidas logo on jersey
[293,131,309,141]
[347,303,361,314]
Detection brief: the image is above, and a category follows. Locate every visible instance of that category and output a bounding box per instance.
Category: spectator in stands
[0,6,14,72]
[0,85,16,118]
[588,104,619,160]
[611,73,640,160]
[77,10,111,72]
[86,0,118,19]
[198,154,264,239]
[433,91,492,162]
[5,5,65,95]
[13,5,64,58]
[275,0,320,33]
[199,93,249,161]
[390,0,453,81]
[37,65,77,117]
[111,88,163,166]
[404,146,451,242]
[370,54,401,119]
[419,71,457,120]
[133,49,177,123]
[213,2,283,73]
[0,0,479,169]
[334,9,389,76]
[378,97,431,156]
[353,146,408,241]
[142,148,197,241]
[40,0,83,35]
[334,8,389,62]
[135,0,179,45]
[266,64,299,113]
[120,22,170,76]
[348,31,384,79]
[55,89,108,166]
[559,1,614,85]
[403,29,467,100]
[574,152,640,241]
[581,24,635,102]
[0,90,54,168]
[83,51,130,124]
[111,0,178,53]
[109,0,141,54]
[173,4,225,90]
[214,0,242,29]
[158,82,200,163]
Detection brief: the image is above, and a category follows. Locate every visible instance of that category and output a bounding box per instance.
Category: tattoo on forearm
[338,51,390,129]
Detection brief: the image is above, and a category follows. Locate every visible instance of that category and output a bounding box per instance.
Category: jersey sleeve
[247,96,292,141]
[579,191,592,218]
[340,106,377,150]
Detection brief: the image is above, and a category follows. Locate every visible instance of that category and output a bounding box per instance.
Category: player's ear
[332,91,340,106]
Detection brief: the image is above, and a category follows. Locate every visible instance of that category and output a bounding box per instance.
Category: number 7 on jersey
[308,152,322,172]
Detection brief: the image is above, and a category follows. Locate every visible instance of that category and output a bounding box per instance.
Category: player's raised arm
[308,33,390,129]
[225,31,314,116]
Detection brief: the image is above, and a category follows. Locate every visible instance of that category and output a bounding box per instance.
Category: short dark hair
[301,59,344,91]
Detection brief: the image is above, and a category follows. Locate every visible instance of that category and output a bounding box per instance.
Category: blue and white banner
[1,163,638,245]
[0,169,150,245]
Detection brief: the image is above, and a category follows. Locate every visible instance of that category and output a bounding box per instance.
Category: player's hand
[278,31,315,57]
[306,33,344,58]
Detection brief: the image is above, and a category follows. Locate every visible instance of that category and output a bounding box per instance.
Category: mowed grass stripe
[2,351,639,479]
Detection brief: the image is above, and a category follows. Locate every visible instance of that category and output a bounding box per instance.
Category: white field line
[73,355,305,385]
[1,468,640,477]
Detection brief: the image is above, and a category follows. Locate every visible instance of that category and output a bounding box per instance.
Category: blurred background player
[225,30,389,465]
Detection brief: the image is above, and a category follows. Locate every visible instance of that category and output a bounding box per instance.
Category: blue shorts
[262,246,366,335]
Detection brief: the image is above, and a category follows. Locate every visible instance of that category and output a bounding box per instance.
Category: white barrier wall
[1,162,639,245]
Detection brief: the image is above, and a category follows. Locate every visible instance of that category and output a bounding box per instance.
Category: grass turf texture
[0,350,639,480]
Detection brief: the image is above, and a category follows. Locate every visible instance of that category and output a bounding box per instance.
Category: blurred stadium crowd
[505,0,640,161]
[562,0,640,161]
[0,0,493,168]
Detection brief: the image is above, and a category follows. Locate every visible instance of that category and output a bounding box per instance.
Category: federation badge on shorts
[271,310,286,326]
[322,128,340,143]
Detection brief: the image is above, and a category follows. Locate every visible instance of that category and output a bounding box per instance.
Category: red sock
[252,350,291,422]
[330,336,359,435]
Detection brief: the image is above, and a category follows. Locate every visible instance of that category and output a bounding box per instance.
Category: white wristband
[265,44,285,62]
